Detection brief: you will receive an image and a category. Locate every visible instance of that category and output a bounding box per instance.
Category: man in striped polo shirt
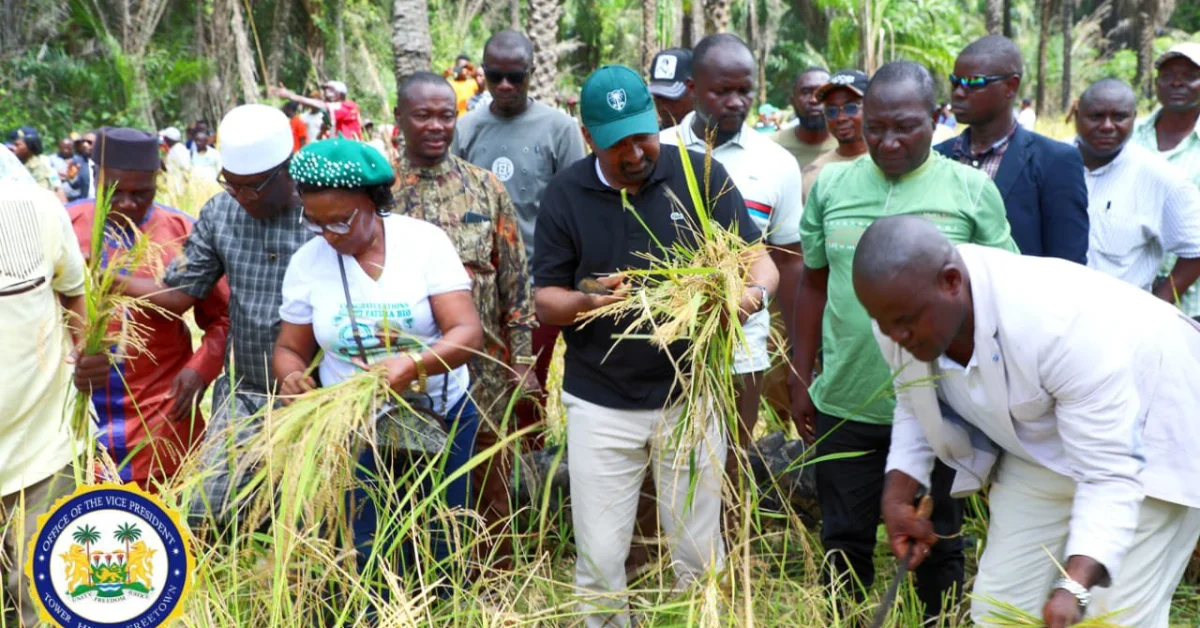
[1075,79,1200,299]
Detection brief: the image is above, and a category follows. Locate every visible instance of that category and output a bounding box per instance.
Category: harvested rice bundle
[70,183,169,446]
[576,142,763,453]
[234,369,446,536]
[973,596,1127,627]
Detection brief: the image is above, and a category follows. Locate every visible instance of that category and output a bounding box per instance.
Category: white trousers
[564,392,726,628]
[972,454,1200,628]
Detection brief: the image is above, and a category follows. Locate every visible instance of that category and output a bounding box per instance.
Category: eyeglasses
[483,67,528,86]
[824,102,861,119]
[948,74,1016,90]
[217,162,286,201]
[300,207,359,235]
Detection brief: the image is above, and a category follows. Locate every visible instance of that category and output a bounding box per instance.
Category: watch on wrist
[1052,577,1091,610]
[751,283,769,312]
[514,355,536,367]
[406,351,427,394]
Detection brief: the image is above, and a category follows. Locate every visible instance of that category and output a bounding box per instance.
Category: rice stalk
[69,181,171,465]
[541,332,568,448]
[973,595,1128,627]
[575,141,759,459]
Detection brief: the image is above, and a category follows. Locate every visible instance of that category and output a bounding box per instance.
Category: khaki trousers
[972,454,1200,628]
[564,392,726,628]
[1,467,74,628]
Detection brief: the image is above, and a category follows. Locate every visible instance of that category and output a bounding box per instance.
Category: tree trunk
[527,0,562,103]
[511,0,520,29]
[687,0,704,46]
[230,0,260,104]
[333,1,347,80]
[986,0,1004,34]
[748,0,761,99]
[1061,0,1073,112]
[642,0,658,73]
[392,0,433,92]
[1035,0,1053,116]
[859,0,876,74]
[1133,0,1158,99]
[266,0,293,87]
[704,0,731,33]
[1003,0,1013,37]
[761,0,782,101]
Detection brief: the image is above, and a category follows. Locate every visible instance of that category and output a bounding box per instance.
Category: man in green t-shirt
[791,61,1018,619]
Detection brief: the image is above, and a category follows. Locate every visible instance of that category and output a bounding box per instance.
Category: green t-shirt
[799,152,1018,424]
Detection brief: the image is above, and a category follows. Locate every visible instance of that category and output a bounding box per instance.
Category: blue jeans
[349,395,478,595]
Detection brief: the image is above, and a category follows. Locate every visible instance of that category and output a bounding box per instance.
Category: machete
[869,492,935,628]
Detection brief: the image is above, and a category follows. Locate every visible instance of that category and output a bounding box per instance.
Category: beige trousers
[972,454,1200,628]
[1,467,74,628]
[564,392,726,628]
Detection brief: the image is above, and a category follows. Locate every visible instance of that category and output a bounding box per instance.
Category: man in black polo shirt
[533,64,778,628]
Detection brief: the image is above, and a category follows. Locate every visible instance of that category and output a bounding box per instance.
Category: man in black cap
[648,48,695,129]
[7,127,65,202]
[67,128,230,491]
[772,67,837,169]
[802,69,870,199]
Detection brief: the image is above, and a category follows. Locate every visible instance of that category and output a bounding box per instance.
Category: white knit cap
[217,104,293,176]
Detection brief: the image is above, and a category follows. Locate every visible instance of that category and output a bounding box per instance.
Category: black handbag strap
[337,255,370,362]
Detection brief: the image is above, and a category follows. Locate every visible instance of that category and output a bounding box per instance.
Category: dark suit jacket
[935,125,1088,264]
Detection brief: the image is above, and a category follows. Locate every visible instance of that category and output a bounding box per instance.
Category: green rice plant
[974,595,1128,627]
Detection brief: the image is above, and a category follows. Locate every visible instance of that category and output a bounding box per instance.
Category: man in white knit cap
[122,104,313,526]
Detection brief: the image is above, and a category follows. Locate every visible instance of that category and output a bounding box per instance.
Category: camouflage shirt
[392,153,534,424]
[24,154,62,193]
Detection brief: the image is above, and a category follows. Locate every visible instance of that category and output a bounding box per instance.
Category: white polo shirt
[1082,141,1200,292]
[661,113,805,374]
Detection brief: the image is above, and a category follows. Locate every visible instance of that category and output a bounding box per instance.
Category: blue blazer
[935,125,1088,264]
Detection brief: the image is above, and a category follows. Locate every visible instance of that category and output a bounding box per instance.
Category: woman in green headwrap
[271,137,483,588]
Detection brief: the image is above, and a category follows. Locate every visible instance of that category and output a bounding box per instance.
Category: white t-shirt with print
[279,214,473,415]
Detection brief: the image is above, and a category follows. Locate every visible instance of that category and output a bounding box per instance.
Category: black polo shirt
[533,148,760,410]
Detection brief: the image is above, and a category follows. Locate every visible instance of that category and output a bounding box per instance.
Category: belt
[0,276,46,297]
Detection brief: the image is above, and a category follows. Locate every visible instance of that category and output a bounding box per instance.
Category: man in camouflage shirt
[392,73,537,562]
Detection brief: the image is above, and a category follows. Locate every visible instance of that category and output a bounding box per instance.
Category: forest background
[1,0,1197,141]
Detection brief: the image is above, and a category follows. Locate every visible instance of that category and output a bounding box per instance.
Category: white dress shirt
[1083,142,1200,290]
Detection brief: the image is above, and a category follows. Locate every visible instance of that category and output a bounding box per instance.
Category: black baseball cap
[815,69,870,102]
[648,49,693,100]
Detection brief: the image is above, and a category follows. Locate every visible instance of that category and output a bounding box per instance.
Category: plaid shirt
[392,154,534,423]
[948,124,1019,179]
[163,192,314,393]
[1132,109,1200,317]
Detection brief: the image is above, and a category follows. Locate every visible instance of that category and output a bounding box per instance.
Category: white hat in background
[1155,42,1200,70]
[217,104,293,176]
[159,126,182,143]
[323,80,349,96]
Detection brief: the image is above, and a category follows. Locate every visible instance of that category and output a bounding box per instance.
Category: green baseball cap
[581,65,660,150]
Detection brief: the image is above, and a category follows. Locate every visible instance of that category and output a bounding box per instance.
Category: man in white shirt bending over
[1075,78,1200,300]
[659,33,805,466]
[853,214,1200,628]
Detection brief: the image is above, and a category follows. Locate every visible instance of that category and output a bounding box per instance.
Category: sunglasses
[483,67,528,86]
[301,207,359,235]
[218,161,286,202]
[824,102,861,119]
[948,73,1016,90]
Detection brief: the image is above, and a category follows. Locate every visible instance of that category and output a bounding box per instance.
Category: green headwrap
[289,137,395,189]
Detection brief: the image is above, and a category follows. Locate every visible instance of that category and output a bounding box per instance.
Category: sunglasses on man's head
[824,103,861,119]
[948,74,1016,90]
[483,67,528,86]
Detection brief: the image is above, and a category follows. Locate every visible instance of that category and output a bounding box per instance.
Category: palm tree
[1062,0,1074,111]
[643,0,658,73]
[1035,0,1054,115]
[72,525,102,586]
[527,0,563,103]
[392,0,433,90]
[987,0,1005,33]
[705,0,731,33]
[113,523,143,584]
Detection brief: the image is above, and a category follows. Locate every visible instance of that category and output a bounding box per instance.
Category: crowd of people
[3,27,1200,628]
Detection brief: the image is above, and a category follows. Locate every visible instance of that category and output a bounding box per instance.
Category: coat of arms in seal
[25,482,194,628]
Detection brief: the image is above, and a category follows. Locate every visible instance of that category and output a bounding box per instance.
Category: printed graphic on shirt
[746,200,773,223]
[332,302,422,360]
[491,156,515,182]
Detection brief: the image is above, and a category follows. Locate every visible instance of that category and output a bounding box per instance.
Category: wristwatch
[1052,577,1091,611]
[406,351,427,394]
[751,283,770,312]
[514,355,537,367]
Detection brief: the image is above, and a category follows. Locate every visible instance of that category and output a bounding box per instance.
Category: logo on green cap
[607,89,627,111]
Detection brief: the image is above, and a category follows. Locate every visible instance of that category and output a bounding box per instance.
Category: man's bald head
[692,33,754,76]
[853,216,973,362]
[484,29,534,66]
[1079,78,1135,110]
[866,61,937,114]
[853,216,957,288]
[958,35,1024,76]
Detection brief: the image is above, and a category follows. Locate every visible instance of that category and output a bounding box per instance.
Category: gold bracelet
[514,355,536,367]
[406,351,427,394]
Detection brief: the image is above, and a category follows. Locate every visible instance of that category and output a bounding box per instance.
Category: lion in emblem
[60,544,92,592]
[126,540,157,588]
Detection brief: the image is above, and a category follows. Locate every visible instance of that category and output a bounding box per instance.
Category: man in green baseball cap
[532,64,779,627]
